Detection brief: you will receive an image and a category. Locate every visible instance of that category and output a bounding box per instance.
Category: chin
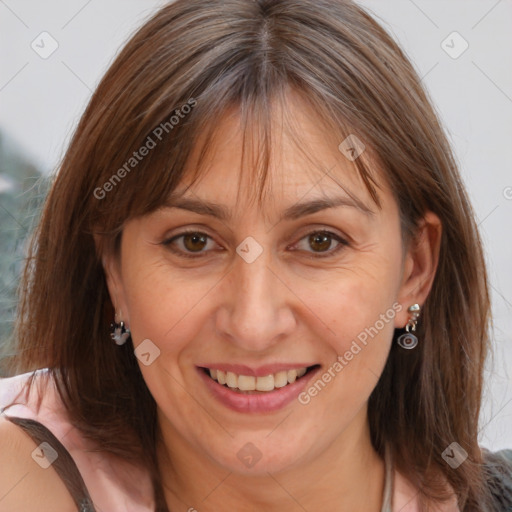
[205,434,312,476]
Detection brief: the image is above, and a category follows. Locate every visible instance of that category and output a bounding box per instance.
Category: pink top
[0,369,154,511]
[0,369,460,511]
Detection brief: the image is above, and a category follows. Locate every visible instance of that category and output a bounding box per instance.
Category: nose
[215,247,297,352]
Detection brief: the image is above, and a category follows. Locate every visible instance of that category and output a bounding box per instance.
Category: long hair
[10,0,493,509]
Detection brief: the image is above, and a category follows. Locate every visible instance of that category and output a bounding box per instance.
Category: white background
[1,0,511,451]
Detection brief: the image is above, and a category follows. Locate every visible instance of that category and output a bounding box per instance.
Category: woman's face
[104,97,438,475]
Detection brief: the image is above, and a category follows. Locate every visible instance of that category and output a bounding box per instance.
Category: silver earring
[110,320,131,345]
[397,303,421,349]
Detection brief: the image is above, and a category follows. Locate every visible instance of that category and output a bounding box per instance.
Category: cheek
[305,241,402,348]
[296,242,402,408]
[120,254,212,355]
[120,262,213,414]
[311,275,397,377]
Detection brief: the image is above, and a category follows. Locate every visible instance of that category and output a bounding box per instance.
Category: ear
[93,233,130,325]
[395,211,442,328]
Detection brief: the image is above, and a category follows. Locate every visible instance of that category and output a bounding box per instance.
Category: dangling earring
[397,303,421,349]
[110,310,131,345]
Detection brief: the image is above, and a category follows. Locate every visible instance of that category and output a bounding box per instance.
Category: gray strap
[4,415,97,512]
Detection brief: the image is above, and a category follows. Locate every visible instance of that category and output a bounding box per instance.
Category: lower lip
[197,366,321,413]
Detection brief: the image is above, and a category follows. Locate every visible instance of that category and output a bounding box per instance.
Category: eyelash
[160,229,349,259]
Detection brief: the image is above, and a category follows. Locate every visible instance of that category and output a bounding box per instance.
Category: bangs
[182,85,384,215]
[92,79,383,249]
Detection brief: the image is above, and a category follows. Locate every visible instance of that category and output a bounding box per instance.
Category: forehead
[173,93,384,218]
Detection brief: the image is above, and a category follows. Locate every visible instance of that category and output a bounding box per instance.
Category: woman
[0,0,511,510]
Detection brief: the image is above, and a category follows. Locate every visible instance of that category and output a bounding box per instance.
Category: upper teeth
[208,367,308,391]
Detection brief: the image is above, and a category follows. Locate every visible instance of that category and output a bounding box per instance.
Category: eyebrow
[161,194,374,222]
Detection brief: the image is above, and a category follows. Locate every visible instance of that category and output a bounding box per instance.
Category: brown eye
[308,232,333,252]
[162,231,218,258]
[292,230,349,258]
[182,233,208,252]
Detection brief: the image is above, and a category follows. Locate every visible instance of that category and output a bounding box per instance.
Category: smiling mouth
[200,365,320,394]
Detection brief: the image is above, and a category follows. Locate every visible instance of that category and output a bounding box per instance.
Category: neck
[157,407,386,512]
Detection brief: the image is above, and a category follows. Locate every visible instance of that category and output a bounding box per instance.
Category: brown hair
[9,0,494,509]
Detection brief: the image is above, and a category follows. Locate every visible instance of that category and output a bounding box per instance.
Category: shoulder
[0,416,77,512]
[1,371,155,511]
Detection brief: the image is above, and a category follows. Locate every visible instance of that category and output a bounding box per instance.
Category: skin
[103,93,442,511]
